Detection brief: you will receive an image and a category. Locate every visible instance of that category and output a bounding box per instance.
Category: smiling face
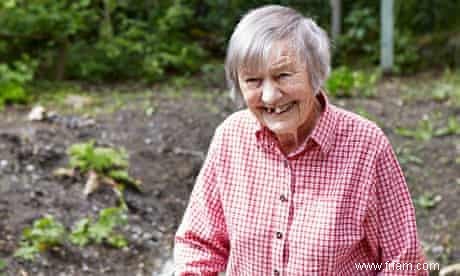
[238,41,320,146]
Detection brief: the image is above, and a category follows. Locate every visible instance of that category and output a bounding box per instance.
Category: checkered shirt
[174,92,427,275]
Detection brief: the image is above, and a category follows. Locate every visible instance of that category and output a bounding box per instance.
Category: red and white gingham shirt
[174,92,426,275]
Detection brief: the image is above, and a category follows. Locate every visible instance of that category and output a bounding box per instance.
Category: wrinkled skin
[238,41,321,154]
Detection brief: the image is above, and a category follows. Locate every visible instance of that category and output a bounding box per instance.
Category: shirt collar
[253,89,337,156]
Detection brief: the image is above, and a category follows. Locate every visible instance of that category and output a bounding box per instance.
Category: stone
[28,106,47,121]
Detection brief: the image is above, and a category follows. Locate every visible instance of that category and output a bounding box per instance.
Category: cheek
[242,89,261,108]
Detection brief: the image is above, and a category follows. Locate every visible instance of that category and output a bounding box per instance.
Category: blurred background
[0,0,459,275]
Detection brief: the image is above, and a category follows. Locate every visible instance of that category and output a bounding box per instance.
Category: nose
[261,80,282,105]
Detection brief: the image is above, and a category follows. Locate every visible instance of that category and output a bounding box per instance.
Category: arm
[174,130,229,275]
[365,143,427,275]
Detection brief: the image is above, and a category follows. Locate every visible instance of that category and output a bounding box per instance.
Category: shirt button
[280,195,287,202]
[274,269,280,276]
[276,232,283,239]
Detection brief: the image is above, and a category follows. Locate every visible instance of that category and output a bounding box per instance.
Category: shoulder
[214,109,256,140]
[330,105,390,152]
[206,109,256,156]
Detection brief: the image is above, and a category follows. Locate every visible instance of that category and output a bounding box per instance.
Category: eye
[277,72,291,79]
[245,78,262,87]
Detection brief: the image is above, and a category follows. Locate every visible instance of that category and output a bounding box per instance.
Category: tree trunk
[55,38,69,81]
[330,0,341,43]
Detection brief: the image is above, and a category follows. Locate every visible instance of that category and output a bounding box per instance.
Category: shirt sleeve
[174,128,230,275]
[364,142,428,275]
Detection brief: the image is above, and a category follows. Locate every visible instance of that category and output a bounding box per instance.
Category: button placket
[272,156,291,275]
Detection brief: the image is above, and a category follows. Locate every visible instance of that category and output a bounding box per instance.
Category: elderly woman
[174,5,426,275]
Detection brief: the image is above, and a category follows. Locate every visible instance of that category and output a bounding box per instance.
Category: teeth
[266,103,293,114]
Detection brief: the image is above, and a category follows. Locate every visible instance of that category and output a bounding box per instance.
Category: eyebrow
[268,56,296,70]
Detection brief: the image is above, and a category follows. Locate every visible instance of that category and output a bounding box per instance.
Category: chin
[266,124,296,135]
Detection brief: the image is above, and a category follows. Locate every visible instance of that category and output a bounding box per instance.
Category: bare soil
[0,75,459,275]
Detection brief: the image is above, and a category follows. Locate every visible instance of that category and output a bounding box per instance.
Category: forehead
[239,41,303,75]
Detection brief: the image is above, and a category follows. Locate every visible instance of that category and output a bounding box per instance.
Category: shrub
[326,66,380,97]
[0,57,37,108]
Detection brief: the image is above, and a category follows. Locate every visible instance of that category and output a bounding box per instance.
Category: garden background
[0,0,459,275]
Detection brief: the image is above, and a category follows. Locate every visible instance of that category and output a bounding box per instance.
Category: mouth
[263,102,296,115]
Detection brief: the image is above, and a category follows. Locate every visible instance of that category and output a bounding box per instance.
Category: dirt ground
[0,74,459,275]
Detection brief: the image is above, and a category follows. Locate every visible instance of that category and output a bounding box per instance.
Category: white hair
[225,5,331,106]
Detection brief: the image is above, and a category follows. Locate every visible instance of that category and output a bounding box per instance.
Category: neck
[277,96,322,155]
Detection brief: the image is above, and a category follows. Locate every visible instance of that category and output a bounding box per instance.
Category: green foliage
[0,259,5,270]
[336,8,379,65]
[68,218,91,247]
[326,66,380,97]
[395,118,435,141]
[200,63,226,88]
[69,141,128,174]
[434,116,460,136]
[68,141,141,192]
[395,146,423,166]
[396,116,460,141]
[0,83,28,109]
[0,57,37,108]
[0,0,458,82]
[414,193,442,209]
[434,71,460,106]
[392,31,420,73]
[335,5,420,72]
[15,207,128,261]
[14,215,66,260]
[70,206,128,248]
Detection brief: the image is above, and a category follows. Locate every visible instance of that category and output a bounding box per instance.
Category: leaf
[69,218,91,247]
[14,243,39,260]
[14,215,66,260]
[0,259,6,270]
[108,169,142,192]
[88,207,127,244]
[414,194,442,209]
[68,141,129,174]
[106,234,128,248]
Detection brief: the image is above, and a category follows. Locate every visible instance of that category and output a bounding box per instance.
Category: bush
[0,57,37,108]
[326,66,380,98]
[0,0,459,83]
